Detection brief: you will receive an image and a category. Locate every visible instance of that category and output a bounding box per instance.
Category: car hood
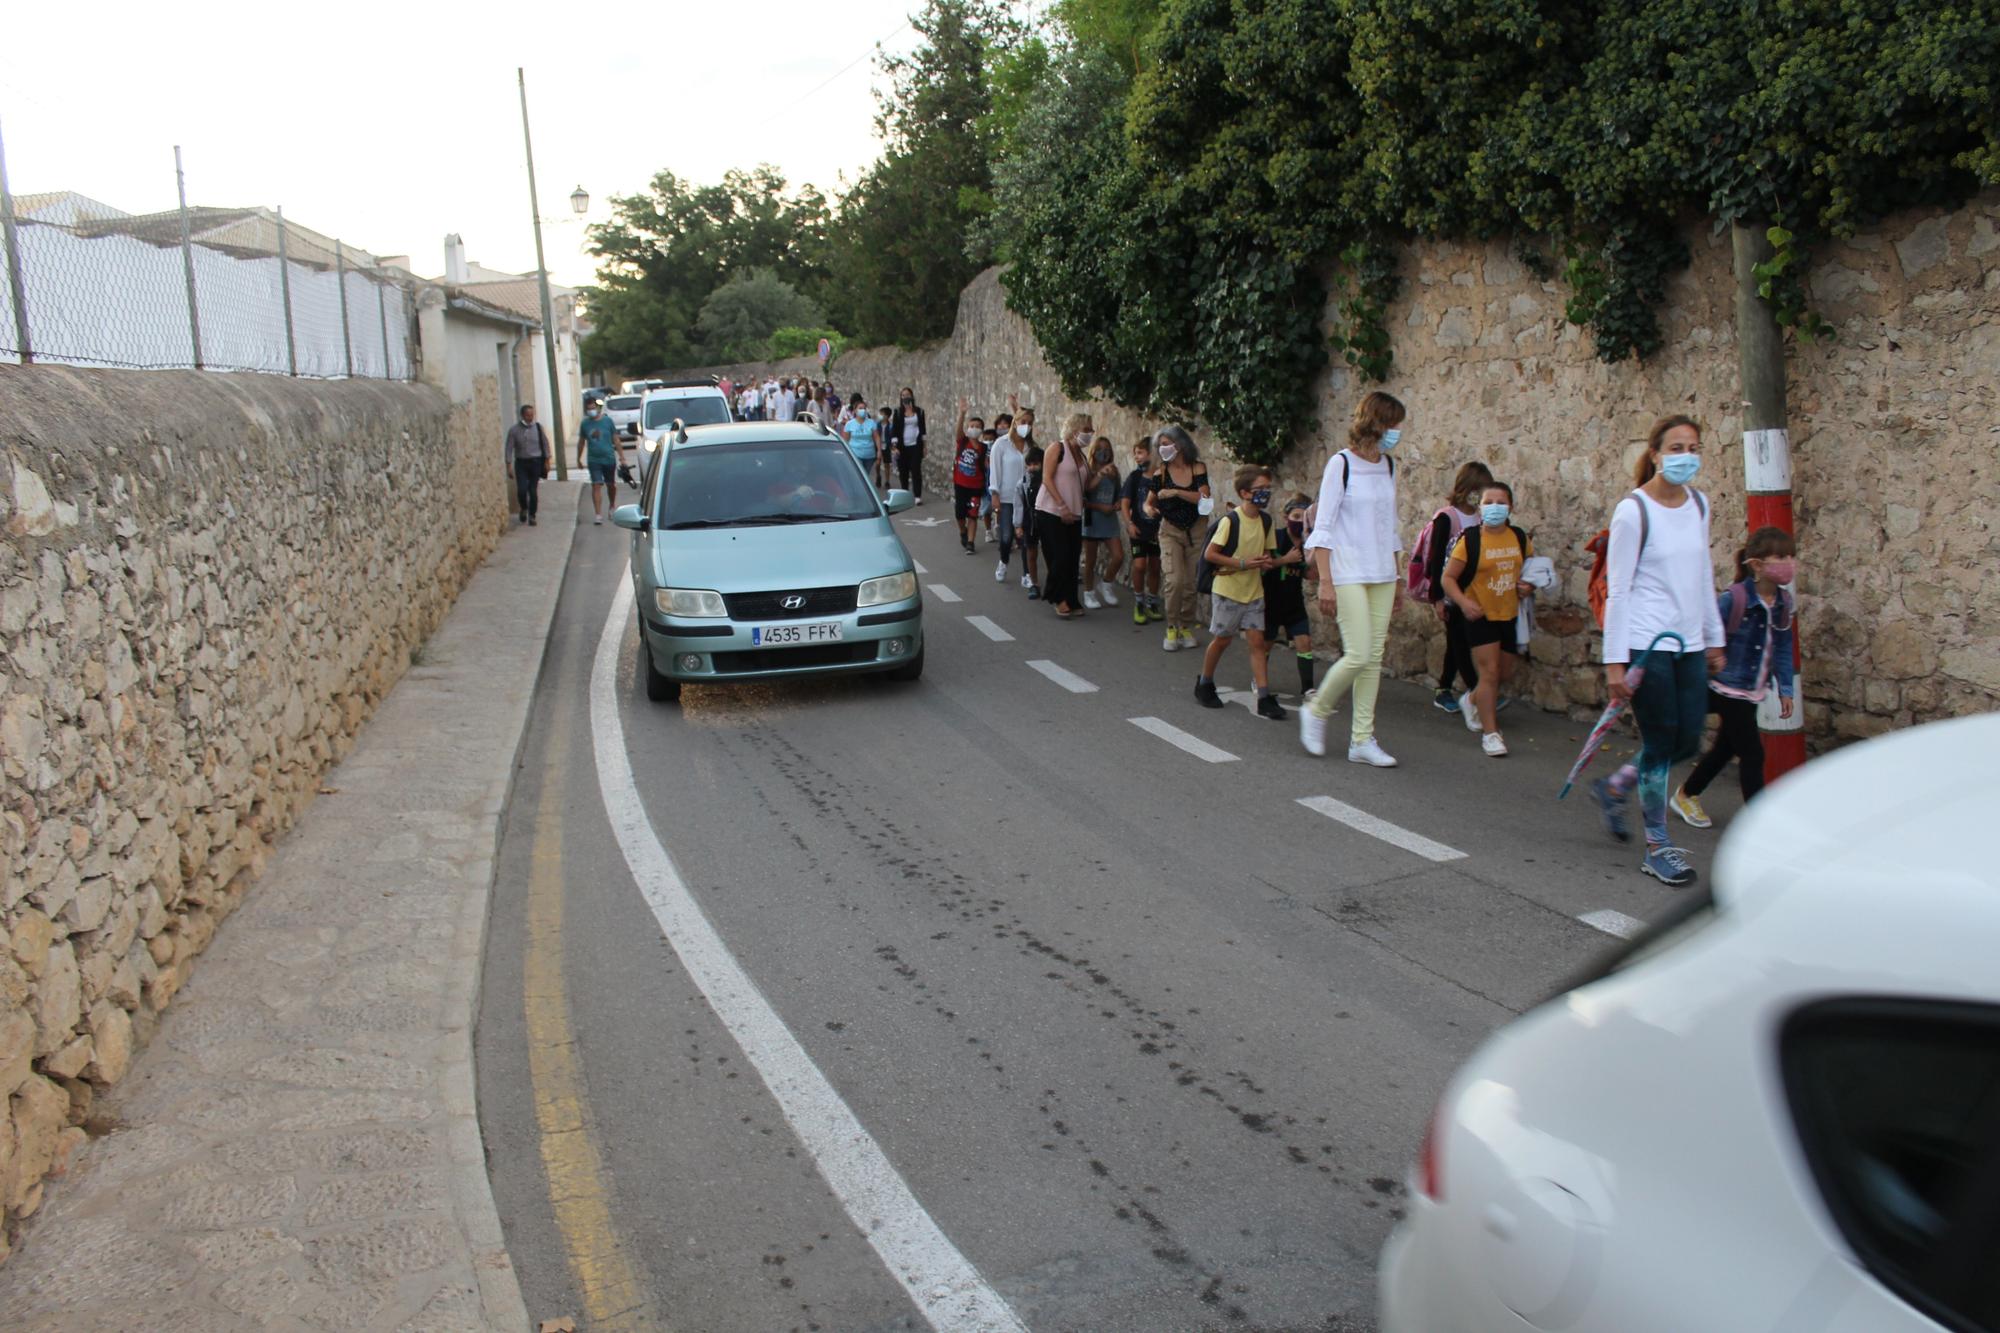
[651,520,909,594]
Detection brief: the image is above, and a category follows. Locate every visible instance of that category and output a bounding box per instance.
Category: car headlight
[857,571,918,607]
[657,588,726,618]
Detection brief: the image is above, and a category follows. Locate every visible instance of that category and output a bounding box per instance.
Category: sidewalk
[0,483,582,1332]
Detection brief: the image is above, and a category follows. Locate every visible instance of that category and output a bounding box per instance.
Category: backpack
[1407,505,1466,602]
[1586,488,1707,628]
[1455,524,1530,600]
[1195,510,1248,595]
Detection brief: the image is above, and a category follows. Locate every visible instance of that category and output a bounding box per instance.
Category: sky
[0,0,949,289]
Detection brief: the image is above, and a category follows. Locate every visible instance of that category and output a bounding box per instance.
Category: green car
[611,420,924,704]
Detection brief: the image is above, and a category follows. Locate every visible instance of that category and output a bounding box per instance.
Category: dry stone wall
[0,367,505,1256]
[680,195,2000,743]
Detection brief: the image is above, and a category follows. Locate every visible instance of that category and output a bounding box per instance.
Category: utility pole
[517,66,567,481]
[1732,222,1805,782]
[0,111,32,364]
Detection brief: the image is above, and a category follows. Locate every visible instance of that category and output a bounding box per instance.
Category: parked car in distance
[619,378,667,394]
[611,420,923,703]
[1377,712,2000,1333]
[640,381,734,454]
[604,394,643,439]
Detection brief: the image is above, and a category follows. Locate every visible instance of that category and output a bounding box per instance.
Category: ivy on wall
[989,0,2000,465]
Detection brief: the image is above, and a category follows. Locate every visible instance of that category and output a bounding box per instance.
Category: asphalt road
[477,489,1741,1333]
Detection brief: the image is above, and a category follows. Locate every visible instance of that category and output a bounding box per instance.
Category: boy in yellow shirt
[1441,482,1532,756]
[1195,465,1287,721]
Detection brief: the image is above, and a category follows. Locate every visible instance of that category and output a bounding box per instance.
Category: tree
[694,270,825,363]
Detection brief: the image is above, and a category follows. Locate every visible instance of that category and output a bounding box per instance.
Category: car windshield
[645,396,731,429]
[658,440,877,528]
[608,396,641,412]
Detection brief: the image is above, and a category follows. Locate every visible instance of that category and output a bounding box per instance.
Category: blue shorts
[589,460,617,485]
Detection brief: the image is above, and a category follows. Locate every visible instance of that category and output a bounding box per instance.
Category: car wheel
[888,647,924,683]
[641,639,681,703]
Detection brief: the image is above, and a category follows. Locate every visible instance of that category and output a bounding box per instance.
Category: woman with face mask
[1009,398,1043,595]
[1035,413,1092,618]
[895,387,926,502]
[1142,425,1211,650]
[1590,415,1728,888]
[1299,391,1407,768]
[1080,436,1125,610]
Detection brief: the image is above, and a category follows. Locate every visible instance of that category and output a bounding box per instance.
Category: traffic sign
[817,338,831,363]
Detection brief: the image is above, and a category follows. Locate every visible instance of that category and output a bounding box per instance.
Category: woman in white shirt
[1592,415,1727,888]
[1299,392,1406,768]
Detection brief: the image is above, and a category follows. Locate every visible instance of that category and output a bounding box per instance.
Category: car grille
[711,643,877,674]
[722,586,858,621]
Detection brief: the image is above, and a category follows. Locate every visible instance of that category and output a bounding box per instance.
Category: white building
[435,236,584,439]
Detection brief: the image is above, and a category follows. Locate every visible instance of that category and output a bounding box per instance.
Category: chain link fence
[0,141,413,380]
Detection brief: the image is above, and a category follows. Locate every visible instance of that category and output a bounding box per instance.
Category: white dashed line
[1127,717,1240,763]
[912,559,929,575]
[928,584,962,603]
[1579,909,1645,939]
[590,581,1027,1333]
[1025,660,1098,694]
[1295,795,1468,863]
[965,616,1014,642]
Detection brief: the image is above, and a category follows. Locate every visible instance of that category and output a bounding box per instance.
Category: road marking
[1579,909,1644,939]
[965,615,1014,642]
[523,711,656,1329]
[928,584,962,603]
[1025,660,1098,693]
[1127,716,1240,763]
[1295,795,1468,863]
[904,516,949,528]
[912,559,929,575]
[592,580,1027,1333]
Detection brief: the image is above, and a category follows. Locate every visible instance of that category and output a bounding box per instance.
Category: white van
[640,381,734,453]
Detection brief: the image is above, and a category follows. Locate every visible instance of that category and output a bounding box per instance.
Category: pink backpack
[1407,505,1469,602]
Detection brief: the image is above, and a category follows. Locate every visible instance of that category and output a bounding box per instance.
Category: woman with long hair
[1080,435,1125,609]
[894,387,927,503]
[842,392,881,490]
[1143,425,1211,650]
[1299,391,1407,767]
[1590,414,1727,886]
[1035,412,1091,618]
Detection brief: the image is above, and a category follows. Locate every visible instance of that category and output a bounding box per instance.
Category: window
[607,396,641,412]
[1783,999,2000,1332]
[644,395,731,430]
[657,441,876,529]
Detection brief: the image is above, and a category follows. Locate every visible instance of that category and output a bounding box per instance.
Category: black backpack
[1455,523,1531,597]
[1195,511,1247,595]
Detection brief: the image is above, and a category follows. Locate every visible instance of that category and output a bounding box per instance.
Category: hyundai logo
[781,595,806,610]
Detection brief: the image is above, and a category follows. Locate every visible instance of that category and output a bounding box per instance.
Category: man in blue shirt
[577,398,627,526]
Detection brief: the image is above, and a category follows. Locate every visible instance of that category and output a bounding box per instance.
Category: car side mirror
[883,489,915,515]
[610,504,646,531]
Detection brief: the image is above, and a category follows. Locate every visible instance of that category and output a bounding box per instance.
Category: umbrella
[1558,631,1686,799]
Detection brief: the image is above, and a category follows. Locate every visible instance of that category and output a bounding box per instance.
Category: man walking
[576,396,625,525]
[506,404,551,527]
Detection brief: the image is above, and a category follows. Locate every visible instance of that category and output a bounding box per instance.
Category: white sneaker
[592,515,603,525]
[1021,573,1034,590]
[1162,631,1179,652]
[1099,585,1118,606]
[915,495,925,504]
[994,560,1006,582]
[1347,738,1399,768]
[1299,709,1329,757]
[1482,731,1509,758]
[1459,692,1481,732]
[1082,590,1102,610]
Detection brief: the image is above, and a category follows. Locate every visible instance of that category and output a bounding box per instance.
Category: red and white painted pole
[1743,426,1805,780]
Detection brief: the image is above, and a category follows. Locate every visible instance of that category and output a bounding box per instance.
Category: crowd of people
[935,389,1797,891]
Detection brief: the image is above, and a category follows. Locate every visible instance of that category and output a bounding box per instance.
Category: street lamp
[570,185,589,216]
[517,67,568,481]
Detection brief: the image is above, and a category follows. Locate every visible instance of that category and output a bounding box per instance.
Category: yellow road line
[524,715,660,1330]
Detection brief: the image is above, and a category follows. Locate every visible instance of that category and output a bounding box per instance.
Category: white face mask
[1016,423,1031,439]
[1157,444,1177,462]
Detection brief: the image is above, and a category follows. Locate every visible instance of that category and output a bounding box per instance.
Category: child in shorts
[1194,465,1286,721]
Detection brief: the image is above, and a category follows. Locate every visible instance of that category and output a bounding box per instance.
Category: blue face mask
[1481,503,1511,527]
[1660,453,1701,485]
[1249,487,1272,509]
[1379,428,1402,452]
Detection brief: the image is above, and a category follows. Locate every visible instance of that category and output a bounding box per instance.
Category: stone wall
[0,367,506,1256]
[678,195,2000,742]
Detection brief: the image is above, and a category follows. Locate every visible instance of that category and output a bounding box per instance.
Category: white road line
[928,584,962,603]
[912,559,929,575]
[1579,909,1644,939]
[1295,795,1468,863]
[1025,660,1098,693]
[1127,716,1240,763]
[965,616,1014,642]
[591,581,1027,1333]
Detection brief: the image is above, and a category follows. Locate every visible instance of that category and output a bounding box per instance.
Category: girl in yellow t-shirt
[1442,483,1533,757]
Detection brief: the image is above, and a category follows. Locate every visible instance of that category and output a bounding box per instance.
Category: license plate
[751,622,844,647]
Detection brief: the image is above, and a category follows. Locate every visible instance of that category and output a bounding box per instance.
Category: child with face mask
[1671,527,1798,827]
[1440,483,1533,757]
[1262,494,1317,698]
[1080,435,1124,609]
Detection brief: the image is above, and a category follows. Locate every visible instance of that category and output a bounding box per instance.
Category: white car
[640,381,733,454]
[1379,713,2000,1333]
[604,394,644,440]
